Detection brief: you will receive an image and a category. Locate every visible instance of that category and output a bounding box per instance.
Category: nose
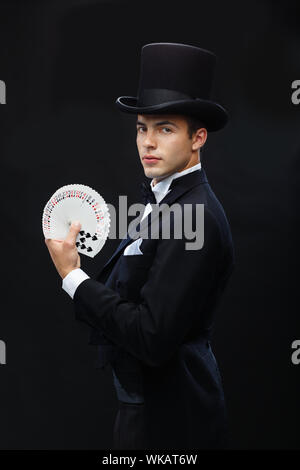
[143,129,157,149]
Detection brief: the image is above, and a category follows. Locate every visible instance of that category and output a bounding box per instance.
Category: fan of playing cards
[42,184,110,258]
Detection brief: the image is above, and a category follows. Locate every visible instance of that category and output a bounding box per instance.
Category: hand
[45,221,82,279]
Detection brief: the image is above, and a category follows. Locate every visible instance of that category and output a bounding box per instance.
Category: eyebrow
[136,120,179,128]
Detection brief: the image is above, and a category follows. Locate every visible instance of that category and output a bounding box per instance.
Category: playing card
[42,184,110,258]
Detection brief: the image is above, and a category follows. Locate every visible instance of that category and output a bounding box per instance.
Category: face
[136,114,204,184]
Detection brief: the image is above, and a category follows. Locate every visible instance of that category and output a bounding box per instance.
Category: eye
[161,127,172,133]
[137,127,146,133]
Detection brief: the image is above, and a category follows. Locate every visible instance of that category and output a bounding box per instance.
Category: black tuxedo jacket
[73,167,235,449]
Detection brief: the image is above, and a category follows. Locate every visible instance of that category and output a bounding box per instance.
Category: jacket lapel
[98,168,208,275]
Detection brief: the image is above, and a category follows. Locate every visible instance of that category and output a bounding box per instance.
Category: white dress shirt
[62,161,201,299]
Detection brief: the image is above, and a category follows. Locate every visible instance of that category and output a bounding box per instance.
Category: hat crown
[137,43,216,103]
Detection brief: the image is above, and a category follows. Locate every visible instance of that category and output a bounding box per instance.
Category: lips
[143,155,161,160]
[143,156,161,164]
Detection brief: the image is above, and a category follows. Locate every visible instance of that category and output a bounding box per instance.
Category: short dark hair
[184,115,206,139]
[184,115,207,153]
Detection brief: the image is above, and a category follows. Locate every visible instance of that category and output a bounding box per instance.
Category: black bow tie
[140,181,157,205]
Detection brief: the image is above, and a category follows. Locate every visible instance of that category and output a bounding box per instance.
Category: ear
[192,128,207,152]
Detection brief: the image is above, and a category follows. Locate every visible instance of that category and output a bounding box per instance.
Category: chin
[143,168,158,178]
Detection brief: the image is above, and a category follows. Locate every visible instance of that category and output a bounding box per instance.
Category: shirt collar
[150,162,201,204]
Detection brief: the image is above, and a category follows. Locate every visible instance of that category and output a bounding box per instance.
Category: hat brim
[115,96,229,132]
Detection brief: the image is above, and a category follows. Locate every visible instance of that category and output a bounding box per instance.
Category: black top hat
[115,42,229,132]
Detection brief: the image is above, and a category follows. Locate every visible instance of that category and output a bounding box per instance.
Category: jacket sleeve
[73,209,223,367]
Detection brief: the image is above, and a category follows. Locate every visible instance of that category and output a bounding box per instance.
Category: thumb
[65,220,81,245]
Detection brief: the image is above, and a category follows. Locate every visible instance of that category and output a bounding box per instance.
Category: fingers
[64,221,82,246]
[45,238,63,246]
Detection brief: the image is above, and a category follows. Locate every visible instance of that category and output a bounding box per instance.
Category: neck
[152,153,200,187]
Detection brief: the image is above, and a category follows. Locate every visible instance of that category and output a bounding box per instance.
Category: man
[45,43,235,449]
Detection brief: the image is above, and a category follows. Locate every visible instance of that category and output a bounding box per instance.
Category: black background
[0,0,299,449]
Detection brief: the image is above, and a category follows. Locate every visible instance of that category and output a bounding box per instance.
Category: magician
[45,42,235,450]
